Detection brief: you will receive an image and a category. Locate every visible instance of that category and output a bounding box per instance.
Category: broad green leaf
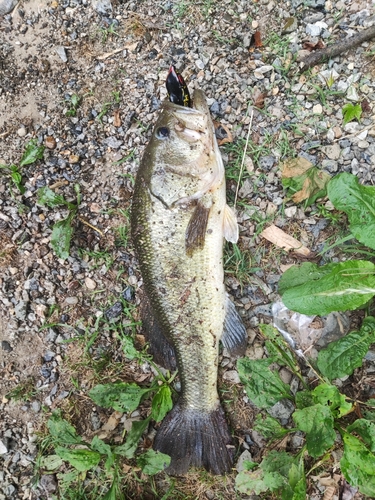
[279,260,375,315]
[40,454,64,470]
[278,262,328,295]
[19,139,45,166]
[10,168,25,193]
[151,385,173,423]
[37,186,68,207]
[55,446,101,472]
[295,390,314,409]
[317,317,375,380]
[235,470,285,495]
[328,172,375,249]
[90,435,112,456]
[114,417,150,459]
[260,325,297,372]
[293,404,335,457]
[237,358,292,409]
[342,103,362,126]
[137,449,171,475]
[347,419,375,452]
[47,410,84,445]
[56,470,80,488]
[89,382,152,413]
[292,478,307,500]
[312,383,352,417]
[254,414,291,440]
[121,335,140,360]
[341,432,375,497]
[261,450,295,477]
[50,217,74,260]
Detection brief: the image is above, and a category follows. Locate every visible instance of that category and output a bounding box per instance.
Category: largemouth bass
[131,89,247,475]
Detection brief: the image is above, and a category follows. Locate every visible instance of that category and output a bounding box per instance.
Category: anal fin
[221,294,248,357]
[140,293,177,371]
[223,204,239,243]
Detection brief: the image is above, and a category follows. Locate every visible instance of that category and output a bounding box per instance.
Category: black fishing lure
[166,65,191,107]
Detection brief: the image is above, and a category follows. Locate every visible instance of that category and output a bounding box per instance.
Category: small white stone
[17,126,27,137]
[313,103,323,114]
[358,140,370,149]
[326,128,335,142]
[357,130,368,140]
[285,206,297,218]
[65,296,78,305]
[347,86,359,101]
[222,370,241,384]
[0,440,8,455]
[85,277,96,290]
[252,20,259,29]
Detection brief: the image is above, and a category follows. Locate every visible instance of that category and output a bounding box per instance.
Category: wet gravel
[1,0,375,498]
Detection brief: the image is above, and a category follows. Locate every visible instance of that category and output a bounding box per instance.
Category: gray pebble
[105,301,123,320]
[92,0,112,15]
[15,300,28,321]
[267,399,295,424]
[103,136,123,149]
[31,401,41,413]
[0,0,17,15]
[55,46,68,63]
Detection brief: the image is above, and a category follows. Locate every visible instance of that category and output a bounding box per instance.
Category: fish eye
[156,127,170,139]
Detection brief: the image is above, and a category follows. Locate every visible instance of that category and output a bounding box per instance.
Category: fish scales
[131,89,247,475]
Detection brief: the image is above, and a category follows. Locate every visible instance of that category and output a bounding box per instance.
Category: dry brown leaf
[361,98,372,113]
[303,40,325,51]
[253,88,266,109]
[323,485,336,500]
[260,224,311,256]
[113,108,121,127]
[101,411,122,432]
[214,121,233,145]
[282,156,313,178]
[252,30,263,48]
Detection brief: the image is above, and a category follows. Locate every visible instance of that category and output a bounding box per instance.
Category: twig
[234,109,254,209]
[300,24,375,70]
[333,123,375,142]
[78,217,103,235]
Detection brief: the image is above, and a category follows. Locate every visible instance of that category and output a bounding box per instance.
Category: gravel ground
[1,0,375,498]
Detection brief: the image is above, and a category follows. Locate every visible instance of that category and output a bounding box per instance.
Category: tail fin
[153,403,234,475]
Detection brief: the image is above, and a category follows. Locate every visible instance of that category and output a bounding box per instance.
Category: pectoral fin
[221,294,248,357]
[185,201,210,257]
[223,204,239,243]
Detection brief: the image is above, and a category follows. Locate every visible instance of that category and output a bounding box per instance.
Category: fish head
[144,90,222,205]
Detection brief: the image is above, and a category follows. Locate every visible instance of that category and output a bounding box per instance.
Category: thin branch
[234,109,254,209]
[300,24,375,70]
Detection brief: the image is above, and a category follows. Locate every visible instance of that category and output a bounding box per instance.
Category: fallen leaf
[260,224,311,256]
[101,411,122,432]
[302,40,325,51]
[252,88,266,108]
[113,108,121,127]
[214,121,233,145]
[250,30,263,48]
[361,99,372,113]
[291,169,330,204]
[282,156,313,178]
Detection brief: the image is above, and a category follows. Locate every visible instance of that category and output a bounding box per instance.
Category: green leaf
[235,470,285,495]
[260,324,297,373]
[90,435,112,455]
[261,450,295,477]
[151,385,173,423]
[40,454,64,470]
[317,316,375,380]
[328,172,375,250]
[279,260,375,315]
[254,414,291,440]
[137,449,171,475]
[293,404,336,457]
[55,446,101,472]
[37,186,68,207]
[50,217,74,260]
[342,103,362,126]
[10,168,25,193]
[237,358,292,409]
[89,382,152,413]
[114,417,150,459]
[312,383,352,417]
[347,419,375,452]
[341,432,375,497]
[47,410,84,445]
[295,390,314,409]
[56,470,80,489]
[121,335,141,360]
[19,139,45,166]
